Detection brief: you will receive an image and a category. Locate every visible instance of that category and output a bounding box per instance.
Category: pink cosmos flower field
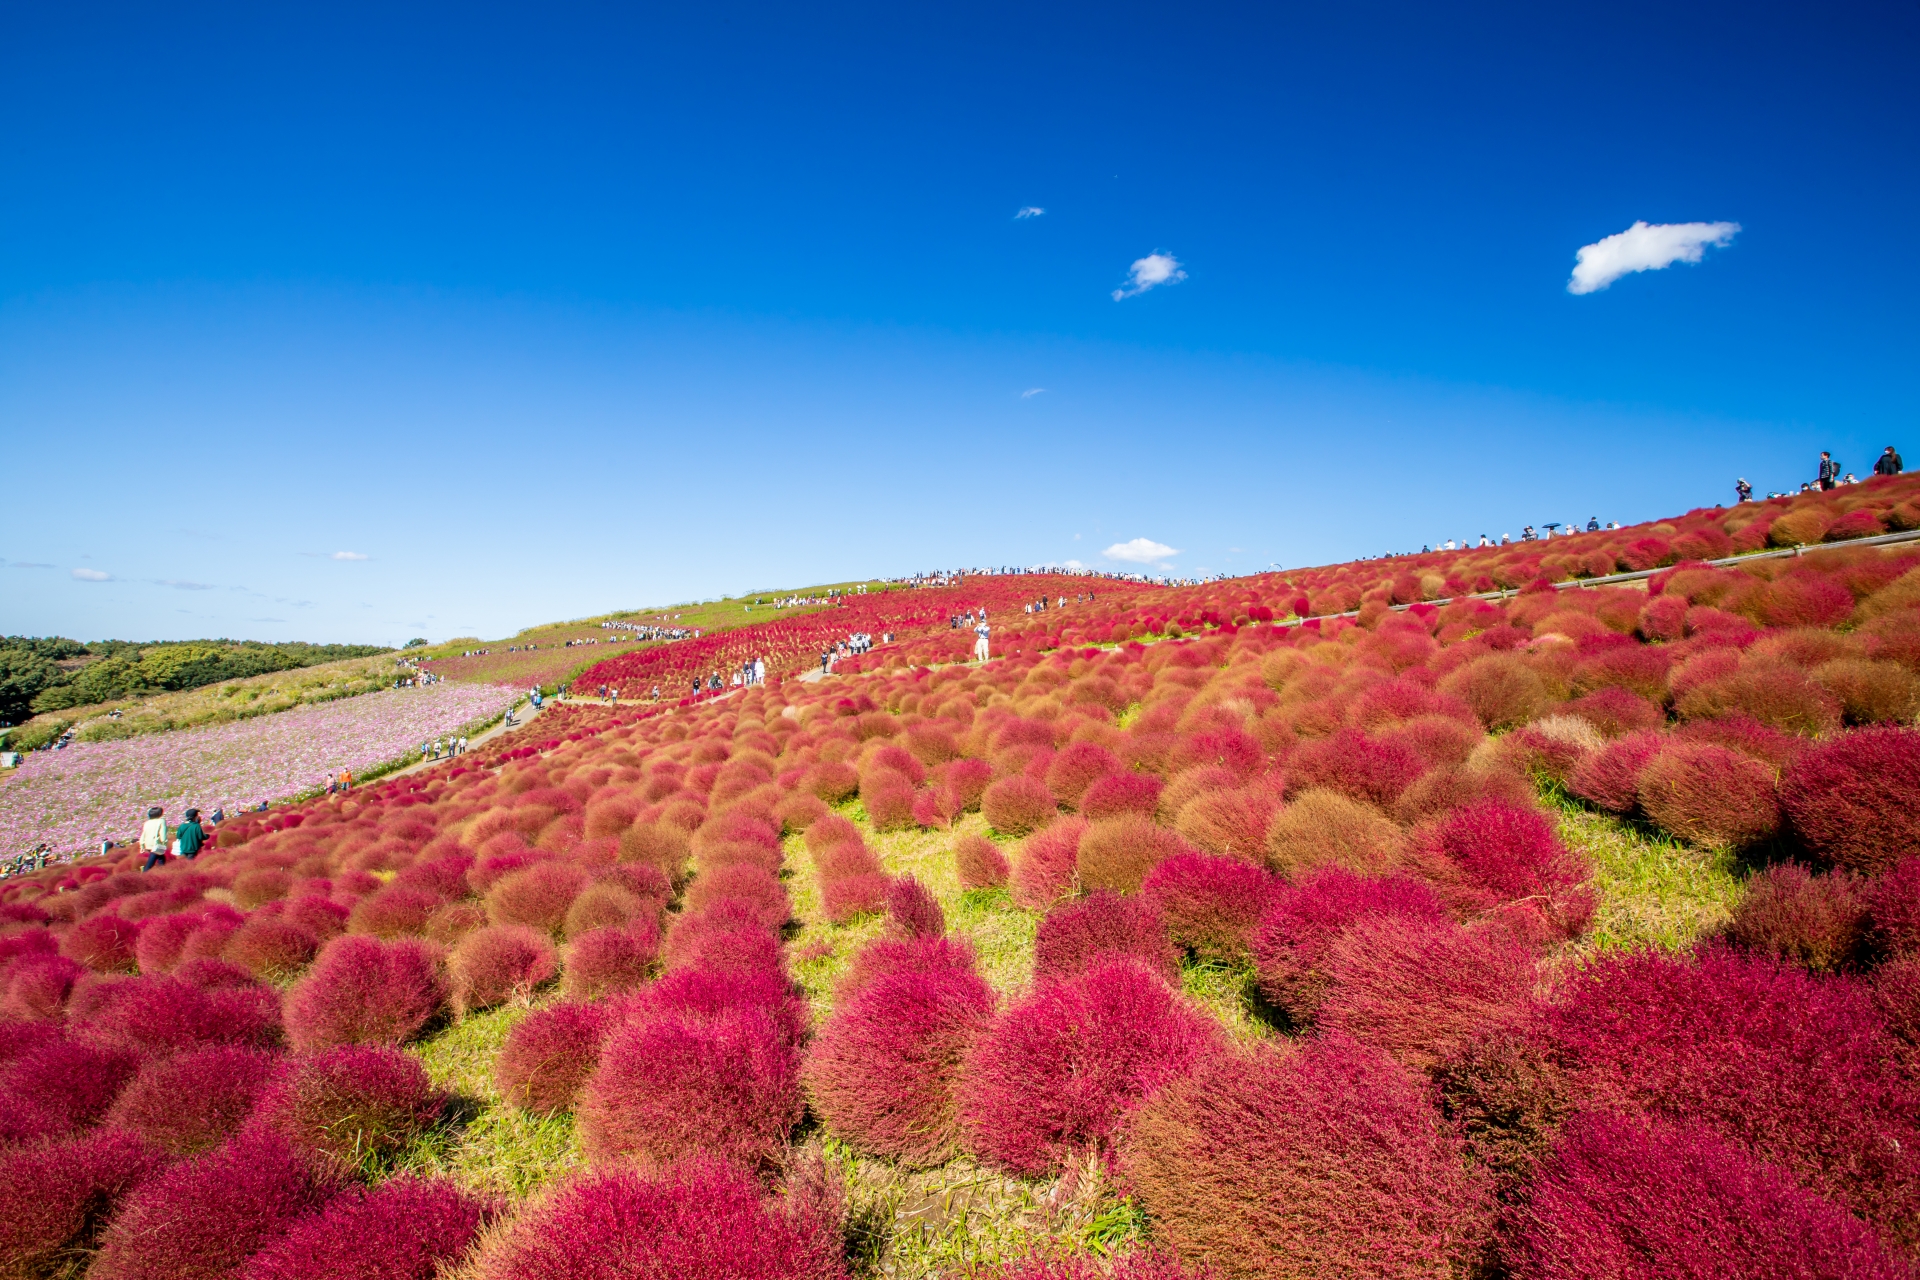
[0,683,516,856]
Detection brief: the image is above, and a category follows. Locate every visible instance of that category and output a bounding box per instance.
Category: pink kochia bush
[563,919,660,999]
[91,1128,342,1280]
[953,834,1011,890]
[238,1174,494,1280]
[1142,851,1278,961]
[1505,1111,1907,1280]
[449,924,559,1015]
[957,959,1220,1177]
[70,973,282,1060]
[252,1044,444,1174]
[1033,890,1179,982]
[1410,799,1594,942]
[283,935,448,1052]
[1122,1034,1494,1280]
[1248,867,1447,1026]
[105,1044,278,1155]
[1781,726,1920,874]
[467,1154,845,1280]
[1543,945,1920,1249]
[578,1004,802,1174]
[0,1126,169,1275]
[495,1000,614,1115]
[804,963,997,1165]
[2,1038,140,1140]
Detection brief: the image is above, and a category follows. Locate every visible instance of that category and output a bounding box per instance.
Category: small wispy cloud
[331,551,369,561]
[1112,252,1186,301]
[1021,387,1046,398]
[1014,207,1045,219]
[7,561,55,570]
[1104,537,1177,564]
[71,567,111,582]
[162,580,214,591]
[1062,559,1087,571]
[1568,220,1740,294]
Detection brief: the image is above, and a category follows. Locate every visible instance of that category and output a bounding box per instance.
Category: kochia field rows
[1,474,1919,1279]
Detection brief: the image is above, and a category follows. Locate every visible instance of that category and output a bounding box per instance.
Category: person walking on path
[175,809,207,861]
[139,806,168,872]
[1876,446,1904,476]
[1819,451,1841,490]
[974,619,991,663]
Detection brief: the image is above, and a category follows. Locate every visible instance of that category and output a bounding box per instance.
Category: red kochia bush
[346,884,441,938]
[283,935,448,1052]
[1504,1111,1907,1280]
[1316,916,1536,1070]
[1033,891,1179,982]
[644,964,810,1047]
[3,1038,138,1140]
[804,964,997,1165]
[70,973,282,1059]
[1545,946,1920,1247]
[486,861,591,933]
[495,1000,613,1115]
[61,913,143,973]
[1122,1034,1493,1280]
[0,1126,167,1275]
[2,952,85,1021]
[686,864,791,930]
[222,916,320,978]
[661,904,783,974]
[91,1128,341,1280]
[1010,818,1087,909]
[1079,770,1164,820]
[1142,851,1279,961]
[564,919,661,999]
[834,934,979,1004]
[467,1155,844,1280]
[253,1044,443,1174]
[1638,741,1782,848]
[954,835,1011,890]
[1781,726,1920,874]
[983,775,1058,835]
[1566,730,1661,813]
[1410,799,1594,941]
[886,876,945,939]
[1046,742,1124,809]
[578,1005,802,1173]
[1867,857,1920,956]
[1076,815,1190,894]
[1248,867,1447,1025]
[238,1174,492,1280]
[451,924,560,1013]
[1725,862,1864,970]
[957,959,1220,1177]
[106,1044,277,1155]
[1287,729,1428,808]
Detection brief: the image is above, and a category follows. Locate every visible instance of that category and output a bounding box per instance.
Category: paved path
[388,696,543,779]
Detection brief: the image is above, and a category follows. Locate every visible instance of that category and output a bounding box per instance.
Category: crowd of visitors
[1742,445,1902,503]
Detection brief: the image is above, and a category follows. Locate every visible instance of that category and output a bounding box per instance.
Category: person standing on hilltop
[1736,478,1753,503]
[1819,451,1841,490]
[1876,445,1904,476]
[974,618,991,663]
[139,806,168,872]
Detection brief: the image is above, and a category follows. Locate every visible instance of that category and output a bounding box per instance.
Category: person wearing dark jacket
[175,809,207,860]
[1876,446,1904,476]
[1819,452,1841,490]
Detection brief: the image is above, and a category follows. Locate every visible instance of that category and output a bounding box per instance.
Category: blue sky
[2,1,1914,645]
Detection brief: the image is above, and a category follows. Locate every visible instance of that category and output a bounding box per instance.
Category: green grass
[1544,787,1745,954]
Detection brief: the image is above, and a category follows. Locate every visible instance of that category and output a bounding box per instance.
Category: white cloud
[71,567,110,581]
[1112,252,1187,300]
[1104,537,1177,564]
[1568,220,1740,294]
[331,551,369,561]
[1062,559,1087,571]
[162,580,214,591]
[1015,206,1045,219]
[1021,387,1046,398]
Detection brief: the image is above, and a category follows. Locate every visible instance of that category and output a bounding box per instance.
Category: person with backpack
[139,806,168,871]
[1819,452,1841,490]
[1876,445,1904,476]
[1736,478,1753,503]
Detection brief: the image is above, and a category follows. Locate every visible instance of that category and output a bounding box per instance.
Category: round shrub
[954,834,1011,890]
[803,964,996,1165]
[562,883,648,939]
[2,1038,139,1138]
[1431,1024,1573,1197]
[819,872,892,925]
[1046,742,1124,809]
[346,885,441,938]
[496,1000,613,1115]
[1673,711,1801,767]
[70,973,282,1059]
[1077,815,1190,893]
[449,924,559,1015]
[1814,657,1919,725]
[1867,857,1920,955]
[1726,862,1864,970]
[957,959,1220,1177]
[1439,653,1553,730]
[0,1126,169,1277]
[62,913,143,973]
[1317,916,1536,1070]
[1677,660,1843,736]
[1287,729,1428,808]
[464,1155,844,1280]
[645,963,810,1047]
[686,864,791,930]
[1409,799,1595,941]
[1034,891,1178,982]
[1561,685,1665,737]
[1263,789,1404,878]
[253,1044,443,1174]
[1504,1111,1907,1280]
[1122,1034,1493,1280]
[1248,867,1447,1026]
[1638,741,1782,848]
[1010,817,1088,909]
[1174,786,1281,859]
[564,919,660,999]
[834,934,979,1004]
[1781,727,1920,874]
[2,952,85,1021]
[1566,729,1662,813]
[486,861,591,934]
[983,775,1058,836]
[106,1044,278,1155]
[222,917,319,979]
[91,1128,342,1280]
[282,935,449,1052]
[886,876,945,939]
[1141,851,1279,961]
[1079,770,1164,820]
[284,894,350,942]
[661,904,783,974]
[238,1174,492,1280]
[577,1005,802,1174]
[1544,945,1920,1246]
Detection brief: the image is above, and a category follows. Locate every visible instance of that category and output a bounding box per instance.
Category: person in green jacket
[175,808,208,860]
